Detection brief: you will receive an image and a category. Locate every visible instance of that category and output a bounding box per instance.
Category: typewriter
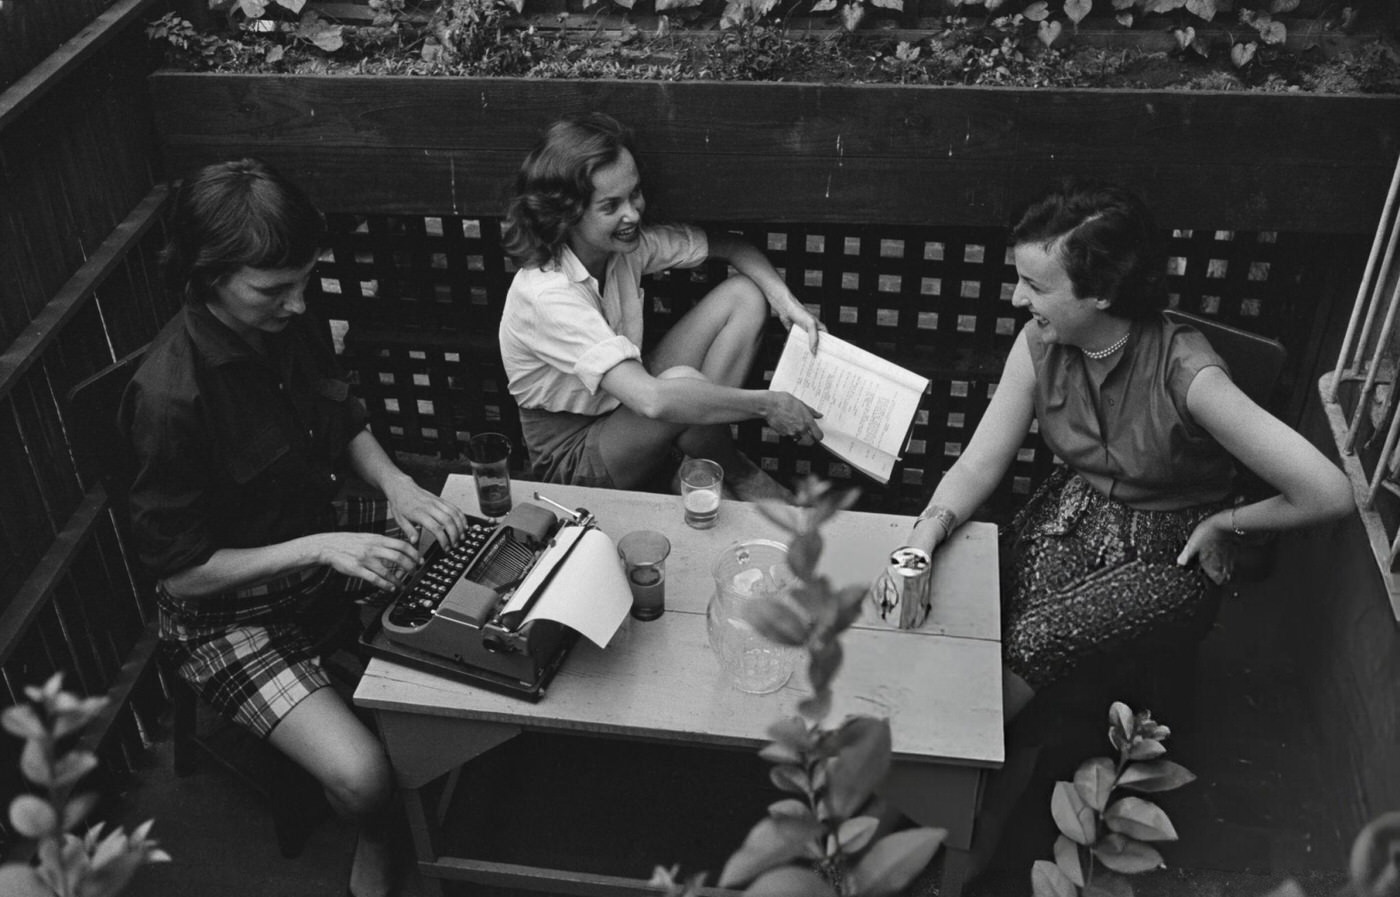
[361,498,599,700]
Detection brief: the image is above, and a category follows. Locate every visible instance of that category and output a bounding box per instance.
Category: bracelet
[915,505,959,540]
[1230,506,1246,537]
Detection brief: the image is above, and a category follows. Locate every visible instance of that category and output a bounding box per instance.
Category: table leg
[880,761,988,897]
[375,710,521,896]
[401,782,446,897]
[939,846,973,897]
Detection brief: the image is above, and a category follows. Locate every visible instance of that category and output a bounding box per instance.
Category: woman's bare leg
[269,687,395,897]
[596,274,785,490]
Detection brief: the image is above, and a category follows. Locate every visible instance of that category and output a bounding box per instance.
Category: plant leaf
[1117,759,1196,793]
[1074,757,1117,811]
[0,864,50,897]
[768,798,813,820]
[1036,19,1063,46]
[718,816,823,887]
[1051,781,1097,846]
[62,791,99,831]
[745,865,837,896]
[1030,859,1078,897]
[1115,11,1134,25]
[767,716,815,752]
[1093,832,1165,874]
[848,828,945,896]
[743,599,810,648]
[838,816,880,852]
[770,764,811,795]
[872,0,905,9]
[759,741,804,765]
[832,584,868,631]
[827,717,892,818]
[1023,0,1050,18]
[1104,796,1179,842]
[9,795,58,838]
[1230,40,1257,67]
[311,24,345,53]
[1186,0,1216,19]
[1173,25,1195,49]
[275,0,306,11]
[20,740,50,787]
[1054,834,1084,886]
[1064,0,1092,23]
[52,750,98,789]
[2,705,45,740]
[1125,738,1166,761]
[788,530,822,581]
[1109,702,1134,744]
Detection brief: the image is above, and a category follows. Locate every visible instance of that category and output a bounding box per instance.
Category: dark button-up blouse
[1026,314,1236,511]
[119,304,368,579]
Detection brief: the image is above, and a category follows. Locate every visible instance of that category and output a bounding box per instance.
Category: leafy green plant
[0,673,170,897]
[1031,702,1194,897]
[651,478,945,897]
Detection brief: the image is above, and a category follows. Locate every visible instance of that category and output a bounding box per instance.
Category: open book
[767,328,929,485]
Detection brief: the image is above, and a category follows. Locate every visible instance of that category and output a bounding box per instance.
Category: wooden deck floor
[106,573,1354,897]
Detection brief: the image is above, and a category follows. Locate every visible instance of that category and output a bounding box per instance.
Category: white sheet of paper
[519,527,632,648]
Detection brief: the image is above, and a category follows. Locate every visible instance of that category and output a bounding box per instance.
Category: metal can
[871,546,934,630]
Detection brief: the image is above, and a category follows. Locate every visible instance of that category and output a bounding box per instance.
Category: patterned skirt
[157,497,400,738]
[1001,467,1230,690]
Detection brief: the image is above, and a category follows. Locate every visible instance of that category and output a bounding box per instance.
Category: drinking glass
[679,458,724,530]
[467,433,513,518]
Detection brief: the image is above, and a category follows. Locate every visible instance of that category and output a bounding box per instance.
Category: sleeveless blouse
[1026,314,1236,511]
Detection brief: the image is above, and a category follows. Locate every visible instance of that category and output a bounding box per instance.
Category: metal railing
[1322,151,1400,617]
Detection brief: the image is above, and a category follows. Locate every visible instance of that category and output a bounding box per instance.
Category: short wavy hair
[1010,179,1167,320]
[161,158,325,306]
[502,113,637,270]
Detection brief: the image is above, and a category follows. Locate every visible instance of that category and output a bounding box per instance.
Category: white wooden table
[354,476,1004,896]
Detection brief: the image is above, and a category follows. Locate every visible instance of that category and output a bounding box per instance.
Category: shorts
[518,406,616,488]
[157,496,399,738]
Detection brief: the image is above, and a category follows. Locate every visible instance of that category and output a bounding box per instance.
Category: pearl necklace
[1082,331,1130,360]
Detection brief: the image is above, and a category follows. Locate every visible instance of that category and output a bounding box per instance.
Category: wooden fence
[0,0,170,848]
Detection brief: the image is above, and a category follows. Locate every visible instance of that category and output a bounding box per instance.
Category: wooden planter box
[148,73,1400,234]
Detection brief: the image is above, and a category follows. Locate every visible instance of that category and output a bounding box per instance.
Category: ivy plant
[1032,702,1195,897]
[651,478,944,897]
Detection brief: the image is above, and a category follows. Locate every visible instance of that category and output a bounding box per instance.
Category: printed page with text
[768,328,929,484]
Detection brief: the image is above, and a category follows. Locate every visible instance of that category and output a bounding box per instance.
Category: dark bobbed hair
[502,113,637,270]
[1009,179,1167,320]
[161,158,325,306]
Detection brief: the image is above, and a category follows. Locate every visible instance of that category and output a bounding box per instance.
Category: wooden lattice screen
[309,214,1341,517]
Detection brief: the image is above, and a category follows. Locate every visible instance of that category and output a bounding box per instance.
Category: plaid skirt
[1002,467,1230,690]
[157,497,400,738]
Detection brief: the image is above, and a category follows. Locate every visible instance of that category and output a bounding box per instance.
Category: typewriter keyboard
[386,519,496,629]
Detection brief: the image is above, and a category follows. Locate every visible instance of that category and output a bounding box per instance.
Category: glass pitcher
[706,539,802,694]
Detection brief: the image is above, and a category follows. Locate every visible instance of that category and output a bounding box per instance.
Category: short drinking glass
[617,530,671,621]
[679,458,724,530]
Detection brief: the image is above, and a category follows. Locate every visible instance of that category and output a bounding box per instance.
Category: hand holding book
[767,328,930,484]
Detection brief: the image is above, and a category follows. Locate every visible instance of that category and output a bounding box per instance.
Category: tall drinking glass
[467,432,513,518]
